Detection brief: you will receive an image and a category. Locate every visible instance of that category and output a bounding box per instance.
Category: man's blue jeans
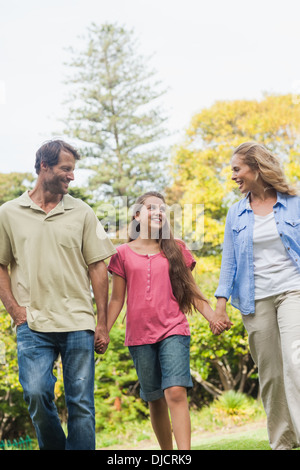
[17,323,95,450]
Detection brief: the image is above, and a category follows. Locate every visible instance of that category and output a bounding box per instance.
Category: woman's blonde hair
[233,142,298,196]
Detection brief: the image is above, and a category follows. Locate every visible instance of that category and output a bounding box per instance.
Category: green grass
[190,392,300,450]
[193,427,300,450]
[192,427,270,450]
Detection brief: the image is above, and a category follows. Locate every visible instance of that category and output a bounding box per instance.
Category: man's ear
[40,161,49,172]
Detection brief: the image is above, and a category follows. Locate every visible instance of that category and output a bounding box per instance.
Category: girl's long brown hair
[128,191,208,314]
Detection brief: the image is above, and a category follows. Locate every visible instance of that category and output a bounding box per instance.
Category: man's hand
[11,305,27,327]
[0,264,27,326]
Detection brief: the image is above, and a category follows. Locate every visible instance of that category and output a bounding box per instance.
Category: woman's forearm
[215,297,227,311]
[215,297,233,329]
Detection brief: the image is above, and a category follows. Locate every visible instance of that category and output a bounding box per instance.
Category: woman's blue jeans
[17,323,95,450]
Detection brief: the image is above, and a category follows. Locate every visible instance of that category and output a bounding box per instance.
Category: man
[0,140,116,450]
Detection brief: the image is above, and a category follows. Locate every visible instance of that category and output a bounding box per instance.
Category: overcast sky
[0,0,299,177]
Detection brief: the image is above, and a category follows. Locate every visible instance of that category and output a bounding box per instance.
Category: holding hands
[194,296,233,336]
[94,324,110,355]
[209,298,233,335]
[210,320,228,335]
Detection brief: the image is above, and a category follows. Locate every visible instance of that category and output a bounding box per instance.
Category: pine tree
[62,23,168,208]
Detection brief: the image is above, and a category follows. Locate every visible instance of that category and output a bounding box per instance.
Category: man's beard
[43,175,68,195]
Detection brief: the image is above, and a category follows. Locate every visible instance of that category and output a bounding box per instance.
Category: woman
[105,191,226,450]
[215,142,300,450]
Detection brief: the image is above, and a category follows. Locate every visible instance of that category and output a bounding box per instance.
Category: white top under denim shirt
[215,192,300,314]
[253,210,300,299]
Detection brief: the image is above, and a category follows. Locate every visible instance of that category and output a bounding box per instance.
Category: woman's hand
[214,298,233,331]
[209,298,233,335]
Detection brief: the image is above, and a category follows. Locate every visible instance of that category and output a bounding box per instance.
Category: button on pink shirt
[108,242,196,346]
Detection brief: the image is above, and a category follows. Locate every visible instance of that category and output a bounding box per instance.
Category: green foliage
[0,435,33,450]
[0,173,34,206]
[68,185,94,205]
[190,308,248,375]
[194,390,265,432]
[215,390,253,416]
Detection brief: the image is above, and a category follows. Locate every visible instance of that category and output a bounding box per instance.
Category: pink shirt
[108,242,196,346]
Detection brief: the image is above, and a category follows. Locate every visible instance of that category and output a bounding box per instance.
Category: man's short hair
[35,140,81,174]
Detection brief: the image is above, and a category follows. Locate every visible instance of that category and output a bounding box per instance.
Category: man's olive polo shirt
[0,191,116,332]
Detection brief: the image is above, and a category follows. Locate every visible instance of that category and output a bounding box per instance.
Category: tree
[62,23,169,209]
[170,94,300,255]
[0,173,34,206]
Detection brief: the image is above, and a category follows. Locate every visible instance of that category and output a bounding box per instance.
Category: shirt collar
[274,191,287,207]
[18,191,75,211]
[237,193,251,216]
[237,191,287,216]
[61,194,75,210]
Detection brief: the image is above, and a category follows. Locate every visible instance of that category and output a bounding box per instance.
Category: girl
[106,191,226,450]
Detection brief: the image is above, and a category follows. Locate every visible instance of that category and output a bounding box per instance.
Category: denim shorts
[128,335,193,402]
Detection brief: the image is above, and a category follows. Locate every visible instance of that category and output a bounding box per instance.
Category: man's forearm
[88,260,110,354]
[88,260,109,326]
[0,264,17,313]
[0,264,26,325]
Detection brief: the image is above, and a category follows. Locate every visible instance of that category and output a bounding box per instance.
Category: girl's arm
[107,273,126,332]
[193,296,216,323]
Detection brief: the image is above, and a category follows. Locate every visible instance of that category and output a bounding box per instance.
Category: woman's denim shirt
[215,192,300,314]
